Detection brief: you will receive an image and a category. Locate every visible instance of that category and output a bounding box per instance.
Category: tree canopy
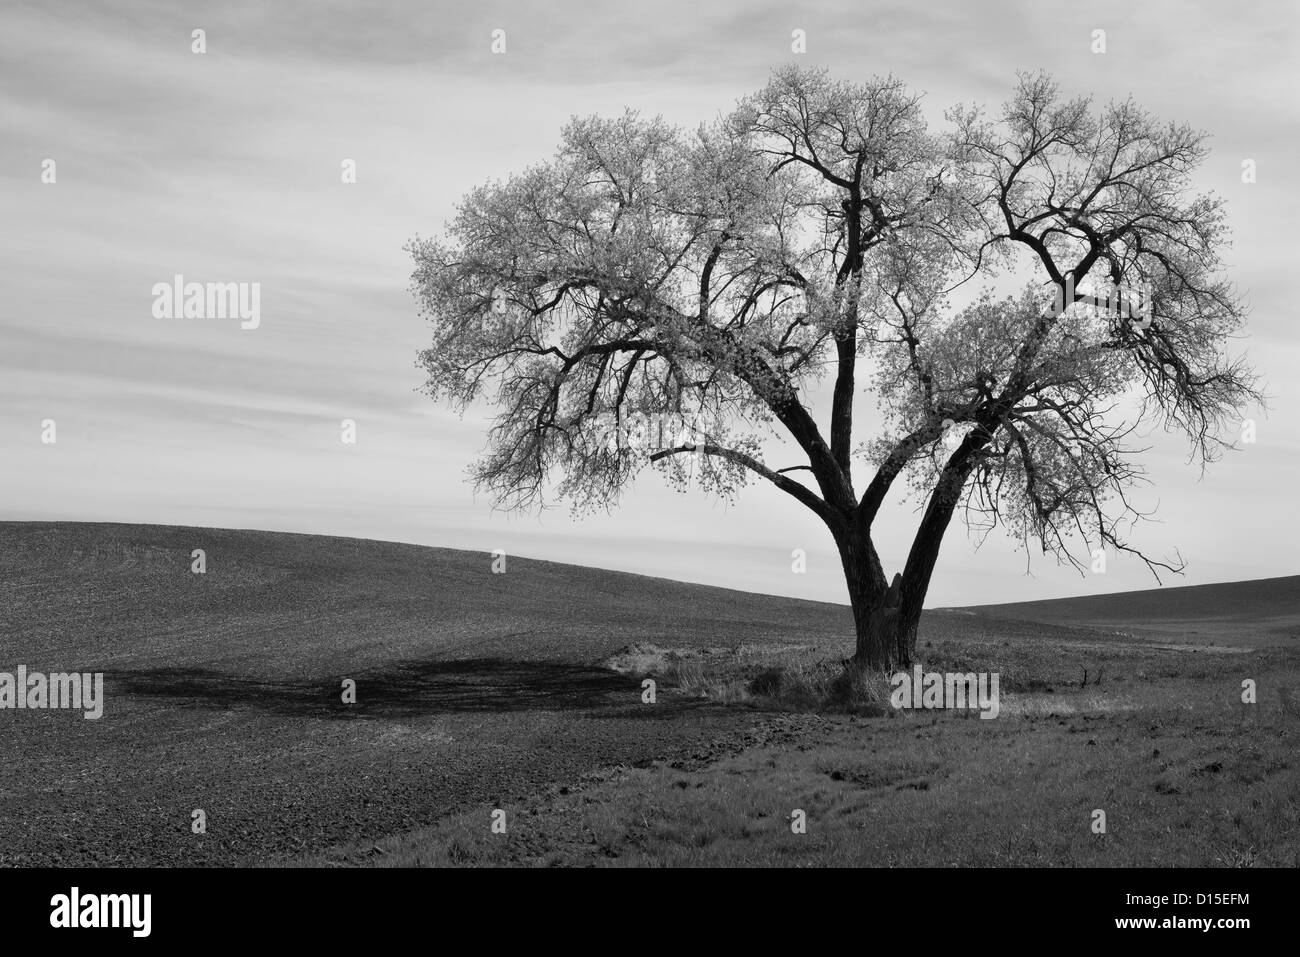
[410,66,1260,668]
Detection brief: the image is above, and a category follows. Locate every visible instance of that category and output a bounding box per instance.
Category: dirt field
[1,522,1295,867]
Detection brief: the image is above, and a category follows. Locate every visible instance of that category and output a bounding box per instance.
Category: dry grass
[298,625,1300,868]
[603,641,894,712]
[300,662,1300,868]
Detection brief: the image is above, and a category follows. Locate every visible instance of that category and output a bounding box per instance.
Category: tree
[409,67,1260,674]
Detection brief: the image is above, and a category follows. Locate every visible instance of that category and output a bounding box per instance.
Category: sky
[2,0,1297,608]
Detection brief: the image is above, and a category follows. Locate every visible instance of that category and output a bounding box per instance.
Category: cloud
[2,0,1295,604]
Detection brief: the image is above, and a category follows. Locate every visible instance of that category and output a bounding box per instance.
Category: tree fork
[833,520,906,672]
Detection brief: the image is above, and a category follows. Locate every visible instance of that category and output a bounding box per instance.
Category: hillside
[961,575,1300,647]
[0,521,1295,867]
[4,522,1295,667]
[0,520,854,674]
[0,520,858,866]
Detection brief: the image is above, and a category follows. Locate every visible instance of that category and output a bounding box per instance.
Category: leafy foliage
[411,66,1260,584]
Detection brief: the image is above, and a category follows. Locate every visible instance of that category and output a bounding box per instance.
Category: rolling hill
[0,521,861,866]
[1,520,1295,866]
[959,575,1300,647]
[0,520,855,673]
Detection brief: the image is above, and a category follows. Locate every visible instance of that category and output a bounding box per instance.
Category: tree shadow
[111,657,702,719]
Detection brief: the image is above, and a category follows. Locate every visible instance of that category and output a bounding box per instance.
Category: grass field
[1,521,1296,867]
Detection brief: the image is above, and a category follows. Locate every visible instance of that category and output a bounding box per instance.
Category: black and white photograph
[1,0,1293,939]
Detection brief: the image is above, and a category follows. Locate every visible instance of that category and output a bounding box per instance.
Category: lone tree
[410,67,1259,673]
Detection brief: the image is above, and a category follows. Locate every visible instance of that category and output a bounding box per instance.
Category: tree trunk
[835,451,975,676]
[894,467,970,668]
[835,529,909,672]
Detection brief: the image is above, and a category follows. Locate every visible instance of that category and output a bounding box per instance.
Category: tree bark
[836,445,980,673]
[835,527,908,672]
[893,464,974,665]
